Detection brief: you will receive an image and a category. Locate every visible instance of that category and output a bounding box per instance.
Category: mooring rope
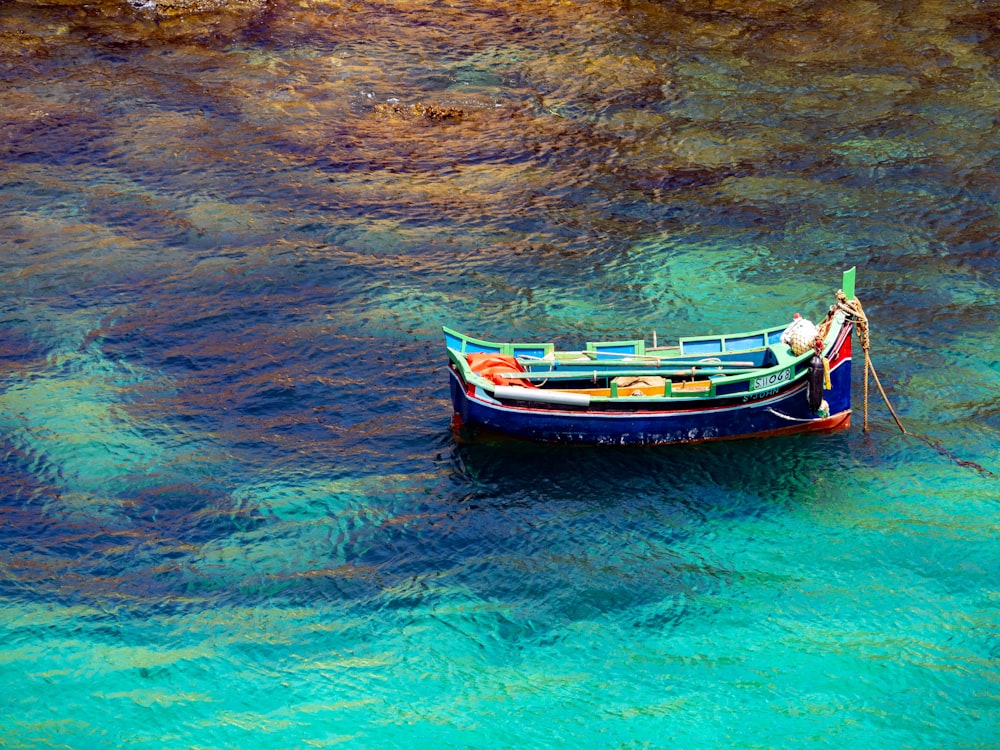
[831,291,995,478]
[833,291,908,435]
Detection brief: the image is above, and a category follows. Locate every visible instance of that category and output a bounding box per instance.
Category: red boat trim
[699,409,852,442]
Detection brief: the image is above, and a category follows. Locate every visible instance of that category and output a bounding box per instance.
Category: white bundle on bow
[781,313,819,355]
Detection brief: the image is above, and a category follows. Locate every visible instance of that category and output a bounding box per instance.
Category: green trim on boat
[842,266,857,300]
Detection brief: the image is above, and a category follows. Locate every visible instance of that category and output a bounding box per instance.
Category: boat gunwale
[445,310,849,403]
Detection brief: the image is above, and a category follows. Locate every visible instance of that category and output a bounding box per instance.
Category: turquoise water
[1,0,998,747]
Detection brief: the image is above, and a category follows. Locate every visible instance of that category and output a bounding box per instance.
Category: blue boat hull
[448,325,854,446]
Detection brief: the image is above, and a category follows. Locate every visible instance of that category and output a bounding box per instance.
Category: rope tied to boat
[817,285,993,477]
[832,292,994,477]
[831,291,907,435]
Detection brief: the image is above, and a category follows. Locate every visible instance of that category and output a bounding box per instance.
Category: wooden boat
[445,268,861,445]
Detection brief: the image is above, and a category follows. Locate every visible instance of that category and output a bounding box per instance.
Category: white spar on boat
[492,385,591,407]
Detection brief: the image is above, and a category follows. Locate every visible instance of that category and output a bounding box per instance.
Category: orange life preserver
[466,353,536,388]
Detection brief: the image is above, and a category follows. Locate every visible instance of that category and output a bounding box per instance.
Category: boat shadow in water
[416,432,856,639]
[449,431,854,516]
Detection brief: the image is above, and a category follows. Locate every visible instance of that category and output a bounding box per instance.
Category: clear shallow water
[1,0,998,747]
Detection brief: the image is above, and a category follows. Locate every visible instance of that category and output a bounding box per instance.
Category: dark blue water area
[2,197,994,643]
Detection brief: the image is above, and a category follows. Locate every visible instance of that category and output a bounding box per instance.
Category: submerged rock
[372,101,468,122]
[2,0,269,45]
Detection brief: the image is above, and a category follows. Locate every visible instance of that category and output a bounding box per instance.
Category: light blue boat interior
[586,339,646,359]
[446,324,791,361]
[679,325,786,355]
[444,327,554,359]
